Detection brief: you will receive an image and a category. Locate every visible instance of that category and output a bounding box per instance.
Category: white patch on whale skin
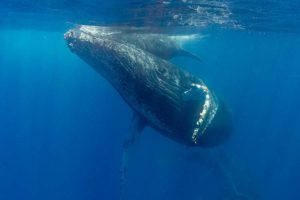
[80,25,121,37]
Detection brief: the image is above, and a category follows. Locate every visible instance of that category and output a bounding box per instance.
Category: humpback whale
[64,26,231,147]
[63,25,256,200]
[77,25,202,62]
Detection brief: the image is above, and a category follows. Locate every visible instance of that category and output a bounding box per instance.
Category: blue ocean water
[0,1,300,200]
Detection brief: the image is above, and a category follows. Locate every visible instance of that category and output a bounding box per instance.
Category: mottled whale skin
[77,25,202,62]
[64,26,231,147]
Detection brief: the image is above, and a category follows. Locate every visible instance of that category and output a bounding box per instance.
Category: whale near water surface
[64,25,232,147]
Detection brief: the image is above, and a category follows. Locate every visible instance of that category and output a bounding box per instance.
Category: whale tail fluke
[180,49,202,62]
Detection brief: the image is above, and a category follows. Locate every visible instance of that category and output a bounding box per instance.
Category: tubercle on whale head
[64,25,119,43]
[64,26,116,53]
[64,29,80,50]
[64,26,98,49]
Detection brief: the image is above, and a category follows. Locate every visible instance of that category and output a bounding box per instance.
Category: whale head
[64,25,128,79]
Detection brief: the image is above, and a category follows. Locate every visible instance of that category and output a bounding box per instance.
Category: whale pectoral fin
[120,113,146,199]
[129,113,147,140]
[180,49,202,63]
[123,113,146,148]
